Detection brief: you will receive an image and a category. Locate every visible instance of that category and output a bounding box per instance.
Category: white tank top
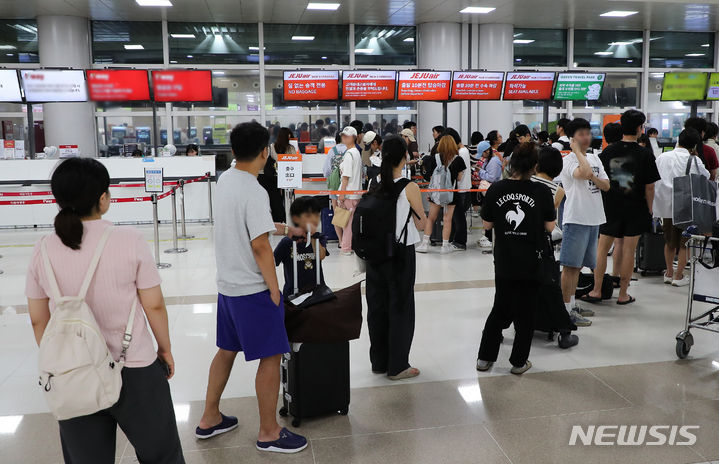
[394,178,421,245]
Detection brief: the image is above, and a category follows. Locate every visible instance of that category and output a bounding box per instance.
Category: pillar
[477,23,514,138]
[37,15,97,156]
[417,22,461,151]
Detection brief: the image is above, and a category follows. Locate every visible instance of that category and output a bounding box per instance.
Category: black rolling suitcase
[635,220,666,276]
[279,234,355,427]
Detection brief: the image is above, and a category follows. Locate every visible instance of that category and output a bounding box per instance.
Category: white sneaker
[415,240,429,253]
[477,236,492,248]
[663,273,673,284]
[672,275,690,287]
[440,244,453,254]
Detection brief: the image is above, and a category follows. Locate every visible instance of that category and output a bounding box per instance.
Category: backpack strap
[40,238,62,302]
[78,226,114,299]
[120,299,137,363]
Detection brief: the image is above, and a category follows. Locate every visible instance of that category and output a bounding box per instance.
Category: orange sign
[278,153,302,162]
[601,114,622,149]
[397,71,451,101]
[283,71,339,101]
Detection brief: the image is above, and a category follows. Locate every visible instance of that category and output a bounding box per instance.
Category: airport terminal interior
[2,1,719,463]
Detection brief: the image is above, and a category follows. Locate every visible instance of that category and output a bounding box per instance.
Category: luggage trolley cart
[675,232,719,359]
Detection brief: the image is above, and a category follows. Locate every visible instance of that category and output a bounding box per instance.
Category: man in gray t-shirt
[196,122,309,454]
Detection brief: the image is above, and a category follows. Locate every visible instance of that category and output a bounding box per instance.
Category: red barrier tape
[294,187,487,195]
[0,191,53,197]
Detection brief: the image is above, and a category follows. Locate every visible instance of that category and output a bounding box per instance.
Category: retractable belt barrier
[294,187,488,195]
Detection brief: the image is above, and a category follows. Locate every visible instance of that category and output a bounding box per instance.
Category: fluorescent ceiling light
[123,44,144,50]
[600,10,638,17]
[403,37,414,42]
[701,43,711,47]
[460,7,496,14]
[686,53,705,56]
[609,41,632,46]
[0,45,16,49]
[321,56,328,59]
[248,46,265,51]
[292,36,315,41]
[186,55,193,58]
[594,51,613,55]
[355,48,373,53]
[170,33,195,38]
[306,2,340,10]
[212,71,225,75]
[170,60,178,63]
[513,39,535,44]
[136,0,172,6]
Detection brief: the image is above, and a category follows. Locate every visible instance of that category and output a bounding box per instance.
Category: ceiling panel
[3,0,719,31]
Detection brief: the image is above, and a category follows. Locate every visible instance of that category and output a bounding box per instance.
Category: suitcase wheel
[292,418,301,427]
[338,407,349,415]
[279,407,288,417]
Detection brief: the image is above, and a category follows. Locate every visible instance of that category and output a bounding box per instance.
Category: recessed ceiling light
[6,53,13,56]
[170,33,195,39]
[248,46,265,51]
[513,39,535,44]
[403,37,415,42]
[600,10,638,17]
[212,71,225,75]
[686,53,705,56]
[136,0,172,6]
[186,55,193,58]
[609,41,632,46]
[594,51,614,55]
[124,44,144,50]
[701,43,711,47]
[460,6,496,14]
[355,48,373,53]
[321,56,328,59]
[0,45,16,49]
[306,2,340,10]
[170,60,178,63]
[515,58,522,61]
[292,36,315,41]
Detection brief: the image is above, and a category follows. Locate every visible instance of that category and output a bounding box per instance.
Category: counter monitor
[0,70,22,103]
[21,69,88,103]
[661,72,709,102]
[502,72,556,100]
[151,70,213,102]
[397,71,451,101]
[341,70,396,101]
[451,71,504,100]
[283,71,339,101]
[88,70,150,102]
[553,73,606,101]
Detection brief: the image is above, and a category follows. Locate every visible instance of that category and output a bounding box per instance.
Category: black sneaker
[451,242,467,251]
[195,413,239,439]
[256,428,308,453]
[558,332,579,349]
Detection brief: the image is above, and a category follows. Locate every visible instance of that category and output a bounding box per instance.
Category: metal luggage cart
[675,233,719,359]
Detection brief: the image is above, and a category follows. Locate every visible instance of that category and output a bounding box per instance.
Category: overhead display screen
[283,71,339,101]
[87,70,150,102]
[553,73,606,101]
[707,72,719,100]
[151,70,213,102]
[341,70,396,101]
[397,71,451,101]
[0,70,22,102]
[21,69,88,102]
[502,72,556,100]
[661,72,708,101]
[451,71,504,100]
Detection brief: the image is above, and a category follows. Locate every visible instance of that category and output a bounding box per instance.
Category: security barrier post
[177,179,194,239]
[165,187,188,254]
[152,194,171,269]
[206,172,213,224]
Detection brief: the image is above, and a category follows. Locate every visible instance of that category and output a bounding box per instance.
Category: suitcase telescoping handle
[291,224,323,295]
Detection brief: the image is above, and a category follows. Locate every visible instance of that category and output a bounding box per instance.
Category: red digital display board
[397,71,451,101]
[283,71,339,101]
[87,70,150,101]
[502,72,556,100]
[341,70,396,101]
[151,70,213,102]
[451,71,504,100]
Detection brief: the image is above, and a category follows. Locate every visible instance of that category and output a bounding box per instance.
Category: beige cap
[341,126,357,137]
[400,128,416,142]
[363,131,377,144]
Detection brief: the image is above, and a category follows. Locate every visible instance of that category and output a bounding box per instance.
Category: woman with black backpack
[364,136,426,381]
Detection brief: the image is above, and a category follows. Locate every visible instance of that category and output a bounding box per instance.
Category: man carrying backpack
[353,136,427,381]
[323,133,347,244]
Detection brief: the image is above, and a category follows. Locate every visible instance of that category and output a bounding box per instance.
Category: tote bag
[673,155,718,234]
[331,206,351,228]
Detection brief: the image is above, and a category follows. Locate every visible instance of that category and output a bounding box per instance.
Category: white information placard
[58,145,80,158]
[21,69,88,102]
[144,168,164,193]
[277,153,303,189]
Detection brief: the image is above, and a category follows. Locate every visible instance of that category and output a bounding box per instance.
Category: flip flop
[579,294,602,303]
[388,367,420,381]
[616,296,636,305]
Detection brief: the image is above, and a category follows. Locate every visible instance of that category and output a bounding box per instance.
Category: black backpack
[352,179,414,264]
[419,154,437,182]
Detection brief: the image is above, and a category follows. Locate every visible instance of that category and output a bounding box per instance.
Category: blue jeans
[560,223,599,269]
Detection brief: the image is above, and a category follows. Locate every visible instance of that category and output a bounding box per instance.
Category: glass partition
[92,21,163,64]
[650,31,715,68]
[573,30,643,67]
[0,20,38,64]
[263,24,349,65]
[353,25,416,65]
[168,23,259,64]
[513,28,566,67]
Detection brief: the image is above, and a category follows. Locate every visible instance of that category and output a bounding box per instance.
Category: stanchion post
[165,187,188,254]
[177,179,194,240]
[206,172,214,224]
[152,194,171,269]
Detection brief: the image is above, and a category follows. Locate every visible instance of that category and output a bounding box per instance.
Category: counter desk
[0,156,216,228]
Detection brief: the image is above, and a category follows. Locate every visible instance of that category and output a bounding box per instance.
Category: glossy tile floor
[1,223,719,463]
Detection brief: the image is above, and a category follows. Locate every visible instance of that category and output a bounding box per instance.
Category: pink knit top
[25,220,162,368]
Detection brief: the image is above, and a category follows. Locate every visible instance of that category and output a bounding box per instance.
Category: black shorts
[599,210,651,238]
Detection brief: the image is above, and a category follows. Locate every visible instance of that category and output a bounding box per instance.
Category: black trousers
[478,279,539,367]
[365,244,416,376]
[58,360,184,464]
[450,192,471,246]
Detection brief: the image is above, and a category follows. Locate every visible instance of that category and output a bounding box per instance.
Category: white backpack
[38,226,137,420]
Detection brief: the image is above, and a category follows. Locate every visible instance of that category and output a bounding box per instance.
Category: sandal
[388,367,420,381]
[616,296,636,305]
[579,294,602,303]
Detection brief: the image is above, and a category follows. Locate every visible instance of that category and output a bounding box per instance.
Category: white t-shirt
[395,179,421,245]
[214,168,276,296]
[654,148,711,219]
[560,152,609,226]
[340,147,363,199]
[457,146,471,190]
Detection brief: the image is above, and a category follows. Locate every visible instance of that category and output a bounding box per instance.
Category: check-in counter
[0,156,216,228]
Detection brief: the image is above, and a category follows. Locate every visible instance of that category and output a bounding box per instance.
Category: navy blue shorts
[216,290,290,361]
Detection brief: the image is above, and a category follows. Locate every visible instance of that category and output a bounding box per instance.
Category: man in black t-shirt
[585,110,660,306]
[477,142,556,375]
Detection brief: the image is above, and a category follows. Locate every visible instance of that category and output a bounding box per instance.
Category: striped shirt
[531,175,559,199]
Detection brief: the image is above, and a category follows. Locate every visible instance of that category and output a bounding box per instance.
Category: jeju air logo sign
[451,71,504,100]
[397,71,451,101]
[502,72,556,100]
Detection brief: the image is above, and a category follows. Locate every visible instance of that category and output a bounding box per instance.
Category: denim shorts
[216,290,290,361]
[559,223,599,269]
